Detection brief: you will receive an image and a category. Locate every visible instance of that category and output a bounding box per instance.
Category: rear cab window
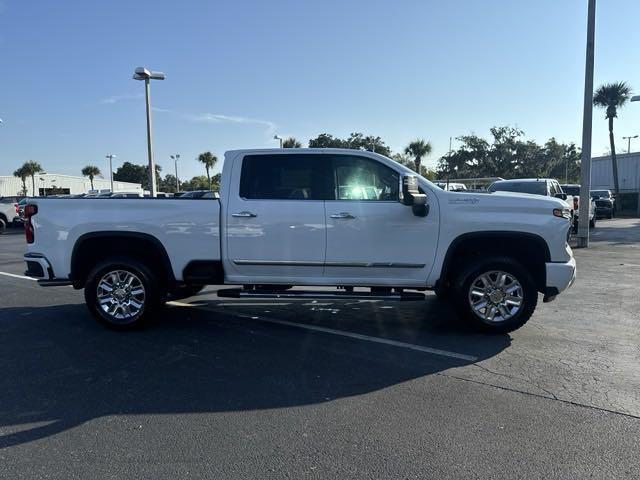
[239,154,331,200]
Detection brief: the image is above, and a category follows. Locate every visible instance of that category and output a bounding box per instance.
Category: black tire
[167,284,205,301]
[452,256,538,333]
[607,211,613,219]
[84,257,161,330]
[0,218,6,235]
[589,216,596,228]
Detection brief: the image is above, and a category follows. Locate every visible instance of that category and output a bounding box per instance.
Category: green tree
[13,165,29,195]
[21,160,44,196]
[81,165,101,190]
[181,173,221,191]
[282,137,302,148]
[160,174,178,193]
[437,127,579,183]
[593,81,632,202]
[392,152,437,179]
[308,132,392,157]
[113,162,146,184]
[197,151,218,189]
[404,139,433,174]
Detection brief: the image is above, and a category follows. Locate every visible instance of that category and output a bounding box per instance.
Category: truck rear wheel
[84,257,161,330]
[452,256,537,333]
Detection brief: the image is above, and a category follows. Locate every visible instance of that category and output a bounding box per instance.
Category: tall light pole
[171,154,180,191]
[577,0,596,248]
[274,135,283,148]
[133,67,165,197]
[106,154,116,192]
[622,135,638,153]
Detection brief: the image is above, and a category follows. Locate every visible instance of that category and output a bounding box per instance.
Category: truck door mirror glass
[401,174,429,217]
[554,192,568,201]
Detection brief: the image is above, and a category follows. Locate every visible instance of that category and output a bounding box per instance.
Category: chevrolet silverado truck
[22,149,576,333]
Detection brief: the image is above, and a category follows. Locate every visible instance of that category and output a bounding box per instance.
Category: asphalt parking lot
[1,219,639,479]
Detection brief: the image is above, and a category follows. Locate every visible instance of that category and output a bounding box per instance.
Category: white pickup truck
[22,149,576,333]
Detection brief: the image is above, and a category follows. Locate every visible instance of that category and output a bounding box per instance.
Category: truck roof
[493,178,553,183]
[225,148,389,156]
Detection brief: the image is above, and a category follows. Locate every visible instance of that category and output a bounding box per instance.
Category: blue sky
[1,0,640,181]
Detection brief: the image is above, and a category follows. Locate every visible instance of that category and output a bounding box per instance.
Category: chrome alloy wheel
[468,270,523,323]
[97,270,146,321]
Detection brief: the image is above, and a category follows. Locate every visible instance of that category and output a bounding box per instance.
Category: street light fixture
[622,135,638,154]
[133,67,166,197]
[106,154,117,192]
[631,95,640,102]
[170,154,180,192]
[273,135,283,148]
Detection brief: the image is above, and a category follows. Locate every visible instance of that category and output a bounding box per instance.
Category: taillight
[573,197,578,210]
[24,204,37,244]
[14,203,19,214]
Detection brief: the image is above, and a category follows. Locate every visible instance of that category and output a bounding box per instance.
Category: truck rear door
[224,153,330,282]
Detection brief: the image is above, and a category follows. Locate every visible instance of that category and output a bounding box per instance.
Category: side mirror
[555,193,568,201]
[401,175,429,217]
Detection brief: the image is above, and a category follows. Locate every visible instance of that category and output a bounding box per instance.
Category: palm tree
[81,165,102,190]
[404,139,432,174]
[197,151,218,189]
[282,137,302,148]
[13,165,29,195]
[21,160,44,196]
[593,82,632,205]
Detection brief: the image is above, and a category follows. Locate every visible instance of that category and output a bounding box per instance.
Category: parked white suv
[22,149,576,333]
[0,197,21,231]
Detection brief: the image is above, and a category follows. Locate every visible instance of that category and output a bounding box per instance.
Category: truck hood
[489,191,569,208]
[439,190,569,212]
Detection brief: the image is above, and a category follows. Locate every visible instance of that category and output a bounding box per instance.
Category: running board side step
[216,288,425,301]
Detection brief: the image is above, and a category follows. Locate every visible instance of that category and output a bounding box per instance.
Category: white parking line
[168,300,478,362]
[0,271,37,281]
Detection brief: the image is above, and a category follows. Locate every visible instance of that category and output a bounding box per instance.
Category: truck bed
[28,198,221,281]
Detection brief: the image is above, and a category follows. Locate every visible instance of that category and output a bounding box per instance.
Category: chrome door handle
[232,211,257,218]
[330,212,356,219]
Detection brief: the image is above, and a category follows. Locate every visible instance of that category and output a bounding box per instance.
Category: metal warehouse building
[591,152,640,215]
[591,152,640,192]
[0,173,142,197]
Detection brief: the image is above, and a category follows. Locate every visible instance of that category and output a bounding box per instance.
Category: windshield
[562,186,580,196]
[488,181,547,196]
[591,190,610,198]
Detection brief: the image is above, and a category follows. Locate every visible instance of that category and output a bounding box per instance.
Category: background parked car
[487,178,579,238]
[178,190,219,199]
[433,182,468,192]
[560,184,597,229]
[590,190,615,219]
[0,196,23,230]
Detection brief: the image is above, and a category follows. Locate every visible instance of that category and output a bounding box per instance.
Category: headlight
[553,208,571,219]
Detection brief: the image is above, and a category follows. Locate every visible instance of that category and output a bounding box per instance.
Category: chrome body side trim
[232,260,426,268]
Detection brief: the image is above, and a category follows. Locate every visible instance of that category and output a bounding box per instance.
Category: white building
[0,173,142,197]
[591,152,640,192]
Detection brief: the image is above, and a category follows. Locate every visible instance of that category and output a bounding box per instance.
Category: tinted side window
[331,156,399,201]
[239,154,328,200]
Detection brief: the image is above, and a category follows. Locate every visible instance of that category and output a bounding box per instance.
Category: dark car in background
[177,190,219,199]
[590,190,615,219]
[561,184,597,228]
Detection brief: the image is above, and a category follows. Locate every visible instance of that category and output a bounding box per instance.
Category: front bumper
[543,257,576,302]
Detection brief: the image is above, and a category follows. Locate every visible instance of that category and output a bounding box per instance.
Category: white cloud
[100,93,144,105]
[153,108,277,134]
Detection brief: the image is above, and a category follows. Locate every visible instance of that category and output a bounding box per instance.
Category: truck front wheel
[84,257,161,330]
[452,257,538,333]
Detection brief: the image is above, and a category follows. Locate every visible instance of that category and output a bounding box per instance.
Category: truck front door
[323,155,439,287]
